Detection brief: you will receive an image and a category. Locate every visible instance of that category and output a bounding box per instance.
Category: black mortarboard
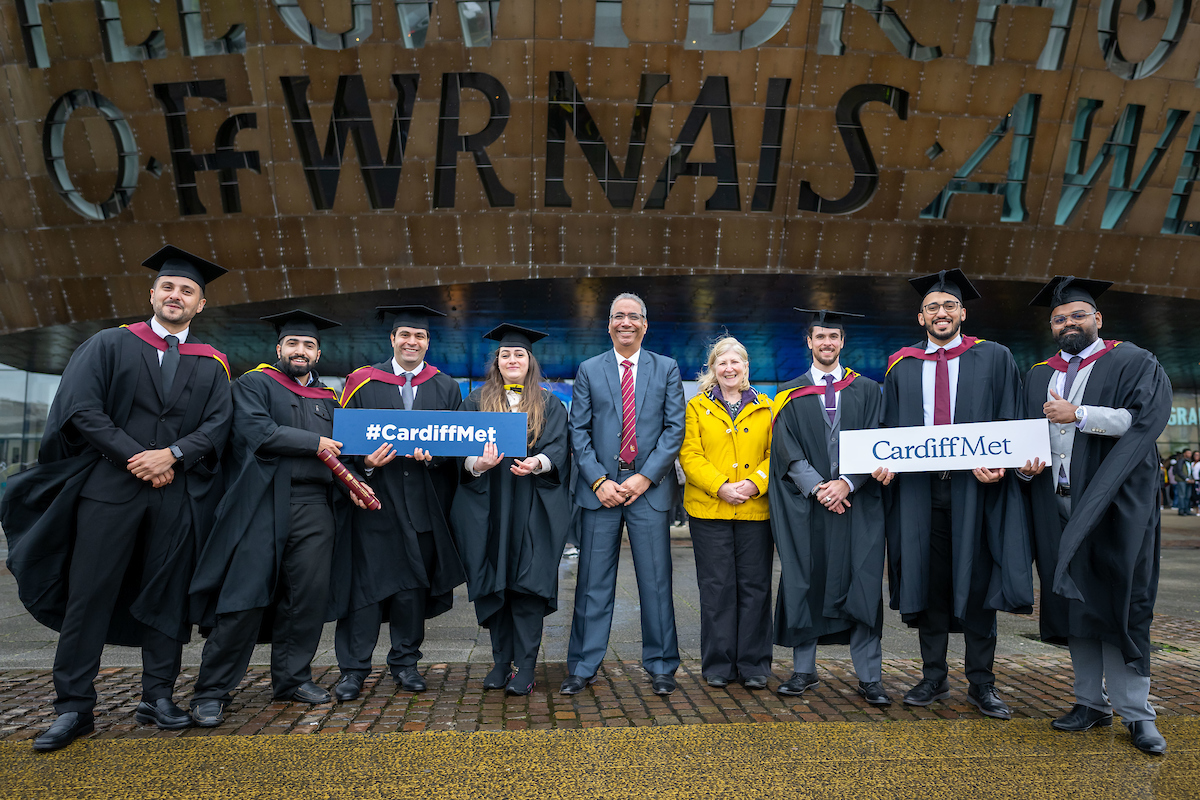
[260,310,341,343]
[1028,276,1113,309]
[142,245,228,290]
[795,308,865,330]
[483,323,548,351]
[375,304,446,332]
[908,269,981,303]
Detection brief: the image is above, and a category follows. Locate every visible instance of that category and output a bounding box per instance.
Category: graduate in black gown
[1018,277,1172,754]
[450,324,571,695]
[874,270,1033,719]
[332,305,465,700]
[769,310,889,706]
[189,311,376,725]
[1,247,232,751]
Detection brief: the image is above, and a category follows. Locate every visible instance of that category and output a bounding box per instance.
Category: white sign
[840,419,1052,474]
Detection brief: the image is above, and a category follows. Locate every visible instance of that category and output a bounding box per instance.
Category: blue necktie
[823,374,836,424]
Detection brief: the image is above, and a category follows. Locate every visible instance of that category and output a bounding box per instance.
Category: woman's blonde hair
[696,336,751,396]
[478,348,547,445]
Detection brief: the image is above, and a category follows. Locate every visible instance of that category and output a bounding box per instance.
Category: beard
[280,356,310,378]
[1054,325,1097,355]
[924,317,962,343]
[813,347,840,367]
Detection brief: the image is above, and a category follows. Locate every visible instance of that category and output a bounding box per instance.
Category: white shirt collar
[1061,338,1105,361]
[809,363,844,383]
[391,358,425,376]
[150,317,189,344]
[614,348,641,366]
[925,334,962,353]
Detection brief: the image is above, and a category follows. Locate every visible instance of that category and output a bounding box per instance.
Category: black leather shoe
[505,665,536,696]
[1051,704,1113,732]
[705,675,730,688]
[33,712,94,752]
[285,681,332,704]
[394,666,427,693]
[333,673,364,702]
[134,698,192,730]
[650,674,676,695]
[1127,720,1167,755]
[483,663,513,690]
[903,679,950,706]
[191,700,225,727]
[777,672,819,696]
[559,674,597,695]
[742,675,768,690]
[857,681,892,706]
[966,683,1011,719]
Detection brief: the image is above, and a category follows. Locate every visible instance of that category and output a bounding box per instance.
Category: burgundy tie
[933,348,951,425]
[619,360,638,464]
[822,374,836,424]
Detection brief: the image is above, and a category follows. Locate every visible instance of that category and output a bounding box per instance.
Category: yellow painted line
[2,718,1198,799]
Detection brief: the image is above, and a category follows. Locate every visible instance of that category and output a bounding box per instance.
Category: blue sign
[333,409,528,457]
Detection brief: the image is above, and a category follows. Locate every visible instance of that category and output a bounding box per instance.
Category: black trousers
[488,590,550,673]
[919,484,996,687]
[335,530,436,676]
[688,517,775,681]
[192,502,335,704]
[53,493,184,714]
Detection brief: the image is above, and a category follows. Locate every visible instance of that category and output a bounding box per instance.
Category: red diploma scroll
[317,449,381,510]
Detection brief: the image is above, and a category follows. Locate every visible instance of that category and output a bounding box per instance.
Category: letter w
[279,74,419,210]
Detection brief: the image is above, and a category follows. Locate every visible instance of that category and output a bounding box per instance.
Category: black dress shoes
[1051,704,1113,732]
[559,674,597,695]
[903,678,950,706]
[505,666,536,696]
[483,663,514,690]
[333,673,364,702]
[857,681,892,706]
[134,698,192,730]
[966,683,1011,719]
[1127,720,1167,755]
[742,675,768,691]
[33,712,95,752]
[285,681,332,704]
[191,700,225,728]
[650,674,677,695]
[394,666,427,693]
[777,672,819,696]
[705,676,730,688]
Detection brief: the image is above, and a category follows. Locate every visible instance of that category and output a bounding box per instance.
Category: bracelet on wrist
[591,476,607,493]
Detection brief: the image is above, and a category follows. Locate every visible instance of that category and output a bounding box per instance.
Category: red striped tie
[619,359,638,464]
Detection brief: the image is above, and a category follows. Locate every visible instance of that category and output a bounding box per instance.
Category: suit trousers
[488,590,551,673]
[53,492,184,714]
[793,622,883,683]
[918,488,997,687]
[688,517,774,681]
[335,530,437,676]
[567,489,680,677]
[192,502,335,704]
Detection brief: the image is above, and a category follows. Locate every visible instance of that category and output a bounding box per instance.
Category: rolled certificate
[317,448,381,510]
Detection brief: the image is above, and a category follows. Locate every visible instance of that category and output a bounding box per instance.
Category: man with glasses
[1018,277,1171,755]
[562,293,686,696]
[873,270,1032,719]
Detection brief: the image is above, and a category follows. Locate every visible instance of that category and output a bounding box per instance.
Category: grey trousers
[792,622,883,683]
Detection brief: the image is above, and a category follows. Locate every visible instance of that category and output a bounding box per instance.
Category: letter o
[42,89,139,220]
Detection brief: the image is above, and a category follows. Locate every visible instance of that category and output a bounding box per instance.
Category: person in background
[1172,449,1192,515]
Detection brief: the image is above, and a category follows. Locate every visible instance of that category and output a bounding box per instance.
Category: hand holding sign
[474,442,505,473]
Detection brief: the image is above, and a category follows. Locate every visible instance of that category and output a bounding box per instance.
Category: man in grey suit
[562,292,686,696]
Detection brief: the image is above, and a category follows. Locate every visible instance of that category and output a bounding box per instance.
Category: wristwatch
[169,445,184,462]
[1073,406,1085,422]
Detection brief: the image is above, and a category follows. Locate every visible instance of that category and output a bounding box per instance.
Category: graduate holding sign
[874,270,1032,719]
[2,247,232,751]
[768,310,889,705]
[1019,277,1172,755]
[450,325,571,696]
[332,305,465,699]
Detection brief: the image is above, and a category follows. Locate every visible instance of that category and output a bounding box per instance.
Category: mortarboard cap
[375,304,446,332]
[1028,276,1113,309]
[795,308,865,330]
[909,269,981,303]
[483,323,548,351]
[142,245,228,290]
[260,310,341,343]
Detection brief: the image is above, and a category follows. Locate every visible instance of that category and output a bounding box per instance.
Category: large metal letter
[42,90,139,220]
[1098,0,1190,80]
[178,0,246,56]
[685,0,799,51]
[967,0,1076,70]
[96,0,167,62]
[435,72,514,208]
[1163,120,1200,236]
[751,78,791,212]
[644,76,740,211]
[272,0,373,50]
[817,0,940,60]
[393,0,500,48]
[594,0,628,47]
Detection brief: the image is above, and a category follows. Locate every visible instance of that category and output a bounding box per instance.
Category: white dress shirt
[149,317,189,365]
[465,389,552,477]
[921,334,961,426]
[614,347,641,387]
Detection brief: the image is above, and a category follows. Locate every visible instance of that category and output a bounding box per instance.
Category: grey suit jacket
[569,348,685,512]
[784,375,868,496]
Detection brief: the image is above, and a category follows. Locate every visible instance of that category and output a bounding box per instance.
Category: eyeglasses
[1050,310,1096,326]
[922,300,961,314]
[610,313,644,322]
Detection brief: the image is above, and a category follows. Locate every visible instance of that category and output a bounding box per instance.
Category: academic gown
[343,363,465,619]
[188,367,352,631]
[450,388,571,625]
[2,326,231,645]
[769,373,885,647]
[1023,342,1171,676]
[882,340,1034,635]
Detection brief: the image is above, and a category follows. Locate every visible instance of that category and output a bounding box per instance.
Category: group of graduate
[0,247,1171,759]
